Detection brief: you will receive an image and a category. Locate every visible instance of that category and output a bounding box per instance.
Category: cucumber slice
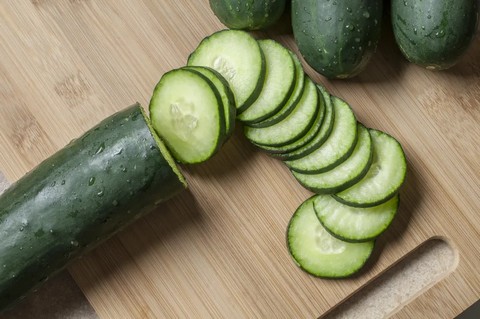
[275,85,335,161]
[237,40,296,123]
[285,96,357,174]
[287,197,374,278]
[244,51,304,128]
[334,129,407,207]
[314,194,399,242]
[184,66,236,139]
[253,86,326,154]
[244,77,318,147]
[187,29,265,112]
[292,123,372,194]
[149,68,225,164]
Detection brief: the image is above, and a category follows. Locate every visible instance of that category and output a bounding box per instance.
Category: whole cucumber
[209,0,287,31]
[392,0,478,70]
[0,104,186,311]
[292,0,383,78]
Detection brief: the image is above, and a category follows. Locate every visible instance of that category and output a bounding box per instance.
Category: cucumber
[149,68,226,164]
[187,29,265,113]
[292,123,372,194]
[252,85,325,154]
[0,104,186,311]
[334,129,407,207]
[183,66,236,140]
[209,0,287,31]
[237,40,296,124]
[292,0,383,78]
[391,0,478,70]
[287,197,374,278]
[285,96,357,174]
[248,52,305,128]
[314,194,399,242]
[244,77,319,147]
[273,85,335,161]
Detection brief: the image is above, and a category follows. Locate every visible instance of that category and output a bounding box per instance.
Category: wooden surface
[0,1,479,318]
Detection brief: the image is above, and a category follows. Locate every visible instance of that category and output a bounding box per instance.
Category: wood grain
[0,1,479,318]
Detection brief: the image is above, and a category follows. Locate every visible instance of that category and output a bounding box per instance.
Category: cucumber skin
[292,0,382,79]
[209,0,287,31]
[391,0,478,70]
[0,105,186,311]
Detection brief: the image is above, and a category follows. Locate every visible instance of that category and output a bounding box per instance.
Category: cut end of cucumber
[140,105,187,188]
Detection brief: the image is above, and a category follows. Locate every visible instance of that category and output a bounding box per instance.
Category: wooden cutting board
[0,1,479,318]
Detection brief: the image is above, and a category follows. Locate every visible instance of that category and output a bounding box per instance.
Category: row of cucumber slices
[149,29,407,278]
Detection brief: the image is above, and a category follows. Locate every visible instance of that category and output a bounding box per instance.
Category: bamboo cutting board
[0,1,479,318]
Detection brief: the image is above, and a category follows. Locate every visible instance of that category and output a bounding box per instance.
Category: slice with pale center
[149,68,225,164]
[334,129,407,207]
[287,197,374,278]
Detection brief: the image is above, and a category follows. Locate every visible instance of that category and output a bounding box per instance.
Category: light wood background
[0,1,479,318]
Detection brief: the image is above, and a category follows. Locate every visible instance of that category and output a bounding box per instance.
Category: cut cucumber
[0,104,186,311]
[334,129,407,207]
[285,96,357,174]
[252,86,325,154]
[314,194,399,243]
[287,197,374,278]
[237,40,296,123]
[248,51,305,128]
[184,66,236,139]
[187,29,265,113]
[149,68,225,164]
[292,123,372,194]
[244,77,318,147]
[275,85,335,161]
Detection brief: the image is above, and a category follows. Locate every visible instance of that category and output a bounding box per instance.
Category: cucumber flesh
[246,51,305,128]
[149,68,225,164]
[187,29,265,113]
[287,197,374,278]
[244,77,319,147]
[285,96,357,174]
[292,123,372,194]
[276,85,335,161]
[237,40,296,123]
[314,194,399,242]
[334,129,407,207]
[253,86,325,154]
[183,66,236,140]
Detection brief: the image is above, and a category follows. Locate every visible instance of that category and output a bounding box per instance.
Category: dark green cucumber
[209,0,287,31]
[0,104,186,311]
[391,0,478,70]
[292,0,383,78]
